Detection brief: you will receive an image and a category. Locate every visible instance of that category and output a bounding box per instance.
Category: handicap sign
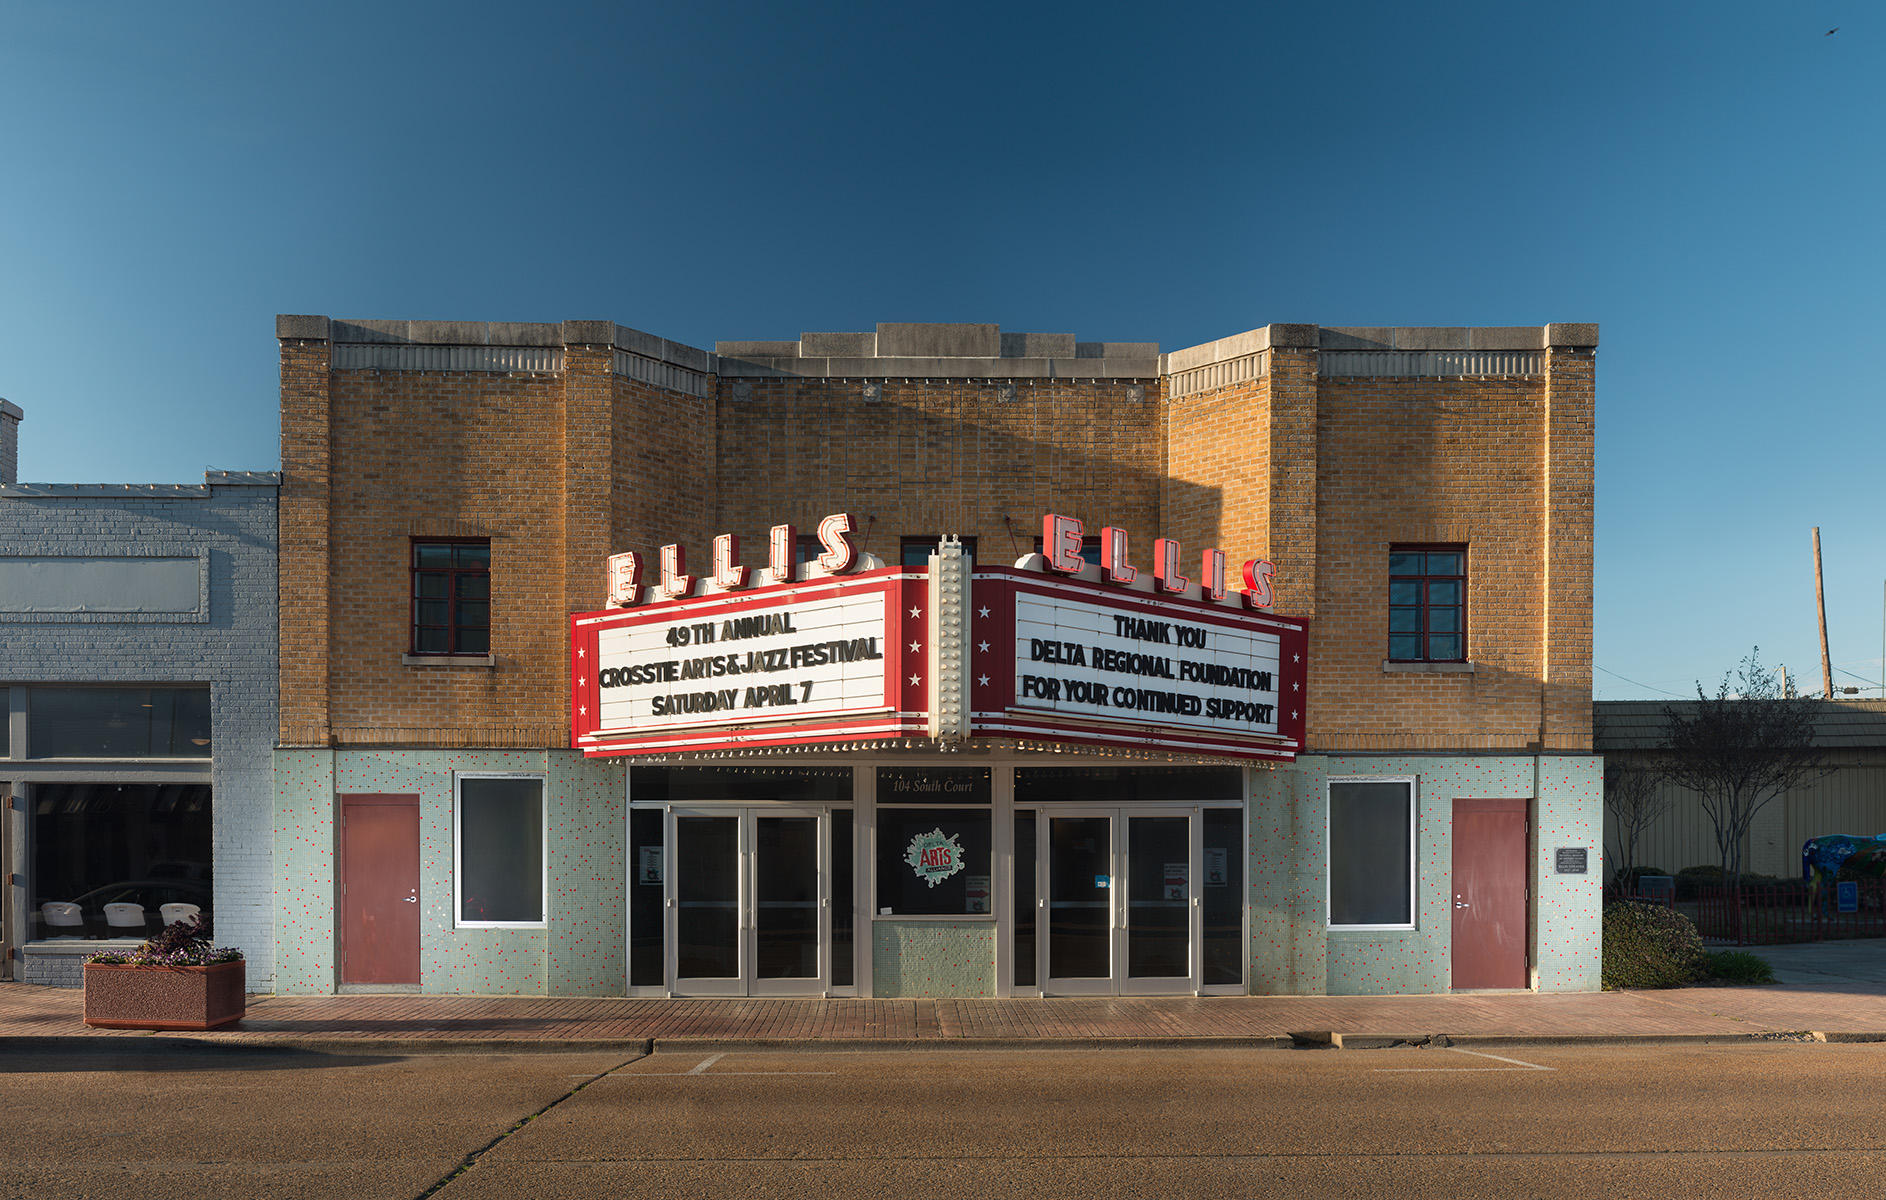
[1838,880,1860,913]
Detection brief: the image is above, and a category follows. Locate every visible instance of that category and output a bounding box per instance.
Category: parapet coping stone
[278,316,714,375]
[0,399,22,421]
[716,323,1160,379]
[1162,323,1598,374]
[0,470,279,497]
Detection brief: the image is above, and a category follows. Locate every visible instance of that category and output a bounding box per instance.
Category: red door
[340,794,421,985]
[1451,798,1528,990]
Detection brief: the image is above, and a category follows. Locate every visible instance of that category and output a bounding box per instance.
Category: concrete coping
[0,470,272,496]
[0,399,22,421]
[716,322,1161,380]
[278,316,715,375]
[1163,323,1600,374]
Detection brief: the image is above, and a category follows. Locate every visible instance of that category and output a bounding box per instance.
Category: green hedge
[1602,900,1706,989]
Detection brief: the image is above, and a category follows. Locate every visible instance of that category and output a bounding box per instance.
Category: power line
[1594,665,1688,698]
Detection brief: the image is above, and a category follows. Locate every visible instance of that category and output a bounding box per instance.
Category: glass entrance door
[669,808,831,996]
[1041,808,1199,996]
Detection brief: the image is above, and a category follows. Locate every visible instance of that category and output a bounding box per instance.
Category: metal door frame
[1037,804,1201,996]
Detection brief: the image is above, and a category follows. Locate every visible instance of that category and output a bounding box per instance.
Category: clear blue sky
[2,2,1879,701]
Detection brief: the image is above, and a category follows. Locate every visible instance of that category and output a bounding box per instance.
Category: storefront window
[628,808,665,987]
[876,767,991,917]
[31,782,212,941]
[1328,779,1415,929]
[1202,807,1244,984]
[1014,765,1242,804]
[456,775,545,926]
[27,686,211,758]
[631,765,851,804]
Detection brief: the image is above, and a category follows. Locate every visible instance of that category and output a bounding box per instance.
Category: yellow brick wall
[278,332,1593,755]
[713,378,1165,568]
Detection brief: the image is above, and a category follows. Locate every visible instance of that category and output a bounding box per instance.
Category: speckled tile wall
[1249,755,1602,996]
[871,921,996,997]
[273,748,628,995]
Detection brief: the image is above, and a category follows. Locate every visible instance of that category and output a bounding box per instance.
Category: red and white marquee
[571,513,1308,761]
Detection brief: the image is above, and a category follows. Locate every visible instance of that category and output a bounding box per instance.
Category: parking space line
[1373,1047,1553,1073]
[687,1053,726,1075]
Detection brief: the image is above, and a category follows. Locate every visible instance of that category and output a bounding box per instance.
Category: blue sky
[1,2,1879,701]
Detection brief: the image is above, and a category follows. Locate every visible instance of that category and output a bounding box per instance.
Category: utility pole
[1813,527,1833,699]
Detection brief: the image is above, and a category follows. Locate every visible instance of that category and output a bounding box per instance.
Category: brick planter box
[83,960,246,1030]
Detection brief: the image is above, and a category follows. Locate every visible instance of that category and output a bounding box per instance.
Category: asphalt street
[6,1042,1885,1199]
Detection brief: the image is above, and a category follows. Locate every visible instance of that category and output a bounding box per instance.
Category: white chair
[159,902,201,928]
[103,902,146,933]
[40,901,83,939]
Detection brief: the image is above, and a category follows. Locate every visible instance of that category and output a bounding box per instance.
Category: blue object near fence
[1838,881,1860,913]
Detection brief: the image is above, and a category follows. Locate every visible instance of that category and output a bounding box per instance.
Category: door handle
[401,896,418,904]
[1454,900,1470,909]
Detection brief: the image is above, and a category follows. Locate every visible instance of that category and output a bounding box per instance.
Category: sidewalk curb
[648,1035,1299,1053]
[1,1034,657,1057]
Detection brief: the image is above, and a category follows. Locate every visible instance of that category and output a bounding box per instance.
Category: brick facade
[277,318,1594,758]
[0,473,280,986]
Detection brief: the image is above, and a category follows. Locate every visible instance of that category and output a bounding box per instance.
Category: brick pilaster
[277,317,333,747]
[1542,329,1597,750]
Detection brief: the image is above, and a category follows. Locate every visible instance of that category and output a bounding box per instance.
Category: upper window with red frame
[1388,546,1465,662]
[412,539,490,655]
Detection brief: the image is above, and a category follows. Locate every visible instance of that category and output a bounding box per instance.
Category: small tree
[1660,647,1829,891]
[1603,754,1670,887]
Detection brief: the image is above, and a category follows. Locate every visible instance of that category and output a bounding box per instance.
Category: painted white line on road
[1374,1047,1553,1073]
[688,1053,727,1075]
[605,1070,839,1077]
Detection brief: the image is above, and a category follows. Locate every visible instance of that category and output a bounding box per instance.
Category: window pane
[453,544,490,568]
[415,627,449,653]
[1429,607,1460,633]
[0,687,7,756]
[1388,553,1423,575]
[1388,634,1421,660]
[31,782,213,940]
[628,809,665,987]
[630,766,852,804]
[414,543,454,567]
[1428,581,1461,606]
[1014,812,1037,987]
[457,574,489,600]
[1426,553,1462,575]
[1202,808,1244,985]
[455,600,489,628]
[456,628,489,653]
[831,810,854,988]
[878,766,991,804]
[876,807,992,916]
[459,777,543,923]
[28,688,210,759]
[1013,765,1242,804]
[1429,634,1462,660]
[1389,581,1422,606]
[416,599,448,626]
[415,573,448,598]
[1329,781,1412,927]
[1389,608,1421,633]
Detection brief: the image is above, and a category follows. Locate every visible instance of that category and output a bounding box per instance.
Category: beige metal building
[1596,699,1886,880]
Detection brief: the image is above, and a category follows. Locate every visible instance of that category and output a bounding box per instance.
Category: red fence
[1688,881,1886,945]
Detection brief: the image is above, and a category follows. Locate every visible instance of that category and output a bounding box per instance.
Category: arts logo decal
[905,828,965,887]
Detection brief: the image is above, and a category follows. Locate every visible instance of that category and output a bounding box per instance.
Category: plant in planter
[83,915,245,1031]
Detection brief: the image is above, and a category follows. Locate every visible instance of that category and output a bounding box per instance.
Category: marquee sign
[573,512,1306,760]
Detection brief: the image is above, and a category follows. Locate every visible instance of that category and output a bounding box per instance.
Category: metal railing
[1689,881,1886,945]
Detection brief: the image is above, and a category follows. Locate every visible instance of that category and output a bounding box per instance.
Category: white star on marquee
[1292,682,1300,692]
[909,641,921,653]
[908,674,921,685]
[1292,653,1300,663]
[578,647,586,658]
[579,705,588,716]
[909,606,922,618]
[1291,710,1299,720]
[977,674,990,686]
[578,677,586,687]
[977,641,990,652]
[977,606,990,618]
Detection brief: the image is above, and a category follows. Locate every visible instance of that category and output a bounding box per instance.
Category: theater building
[272,316,1600,998]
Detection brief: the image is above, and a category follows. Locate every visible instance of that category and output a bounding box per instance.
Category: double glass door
[1039,808,1199,995]
[669,807,845,996]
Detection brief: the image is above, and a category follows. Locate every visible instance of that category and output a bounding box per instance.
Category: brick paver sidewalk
[7,980,1885,1049]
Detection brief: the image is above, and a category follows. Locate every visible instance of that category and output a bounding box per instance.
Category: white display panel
[594,593,889,734]
[1012,592,1281,737]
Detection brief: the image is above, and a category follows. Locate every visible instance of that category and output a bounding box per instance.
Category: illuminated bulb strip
[927,535,972,740]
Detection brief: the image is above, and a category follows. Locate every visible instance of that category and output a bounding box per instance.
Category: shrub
[1675,864,1725,900]
[1613,866,1668,890]
[1704,950,1775,985]
[1602,900,1706,989]
[86,913,243,967]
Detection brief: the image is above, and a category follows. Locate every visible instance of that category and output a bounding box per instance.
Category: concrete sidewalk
[6,944,1886,1052]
